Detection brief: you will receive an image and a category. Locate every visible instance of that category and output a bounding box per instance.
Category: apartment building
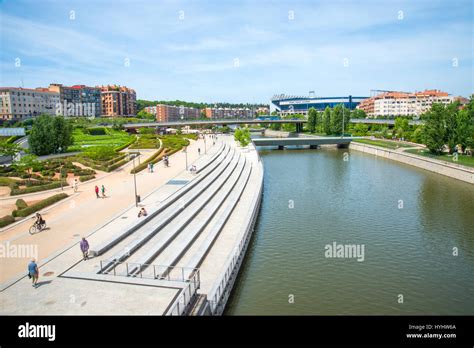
[48,83,101,117]
[204,107,254,119]
[145,104,200,122]
[357,90,458,118]
[99,85,137,117]
[0,87,60,121]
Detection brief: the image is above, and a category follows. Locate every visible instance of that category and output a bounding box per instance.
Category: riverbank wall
[349,142,474,184]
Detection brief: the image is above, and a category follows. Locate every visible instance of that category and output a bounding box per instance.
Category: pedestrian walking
[198,148,201,155]
[101,185,106,198]
[150,163,154,173]
[73,179,78,192]
[80,237,90,260]
[94,185,100,198]
[27,259,39,287]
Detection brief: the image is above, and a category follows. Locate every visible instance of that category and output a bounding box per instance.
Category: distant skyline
[0,0,472,104]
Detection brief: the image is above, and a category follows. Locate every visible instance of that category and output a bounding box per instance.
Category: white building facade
[0,88,60,121]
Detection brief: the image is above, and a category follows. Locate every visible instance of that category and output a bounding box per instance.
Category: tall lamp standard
[131,153,138,207]
[58,146,64,191]
[342,105,345,139]
[183,146,188,170]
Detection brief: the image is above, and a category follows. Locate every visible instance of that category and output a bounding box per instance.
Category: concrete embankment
[349,142,474,184]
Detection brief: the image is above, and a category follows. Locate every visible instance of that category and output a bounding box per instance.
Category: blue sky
[0,0,472,104]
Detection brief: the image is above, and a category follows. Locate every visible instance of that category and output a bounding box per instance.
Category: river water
[225,146,474,315]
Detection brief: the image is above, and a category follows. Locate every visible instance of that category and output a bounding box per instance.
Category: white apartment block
[358,90,458,118]
[0,88,60,121]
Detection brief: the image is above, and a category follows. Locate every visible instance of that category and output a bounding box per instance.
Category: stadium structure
[271,93,369,116]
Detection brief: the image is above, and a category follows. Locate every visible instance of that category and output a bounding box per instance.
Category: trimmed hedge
[130,148,165,174]
[114,135,137,152]
[12,193,68,218]
[10,180,68,196]
[79,175,95,182]
[15,199,28,210]
[87,127,107,135]
[0,215,15,228]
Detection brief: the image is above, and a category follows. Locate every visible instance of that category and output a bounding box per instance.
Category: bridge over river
[252,136,353,149]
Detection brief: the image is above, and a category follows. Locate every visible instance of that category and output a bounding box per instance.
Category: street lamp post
[58,147,63,191]
[132,154,138,207]
[342,106,345,139]
[183,146,188,170]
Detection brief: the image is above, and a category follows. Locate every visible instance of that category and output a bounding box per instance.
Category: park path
[0,137,211,283]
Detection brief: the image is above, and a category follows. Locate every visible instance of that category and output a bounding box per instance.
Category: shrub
[130,148,165,174]
[79,175,96,182]
[82,146,117,161]
[114,135,137,152]
[12,193,68,217]
[10,181,67,195]
[87,127,107,135]
[0,215,15,228]
[15,199,28,210]
[107,159,128,171]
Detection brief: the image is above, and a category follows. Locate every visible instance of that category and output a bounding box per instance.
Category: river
[225,146,474,315]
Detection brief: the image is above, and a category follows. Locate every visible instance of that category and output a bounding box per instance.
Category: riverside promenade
[0,135,264,315]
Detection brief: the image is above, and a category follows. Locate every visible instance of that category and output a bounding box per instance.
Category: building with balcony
[145,104,200,122]
[48,83,101,117]
[203,107,254,119]
[0,87,60,121]
[357,90,461,118]
[99,85,137,117]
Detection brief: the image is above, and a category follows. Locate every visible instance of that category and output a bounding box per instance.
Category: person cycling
[35,213,45,228]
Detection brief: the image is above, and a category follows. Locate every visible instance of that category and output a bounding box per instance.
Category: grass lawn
[353,138,415,149]
[405,149,474,168]
[129,134,160,149]
[69,128,134,152]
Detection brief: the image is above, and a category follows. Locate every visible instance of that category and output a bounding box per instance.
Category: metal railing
[165,274,201,316]
[207,159,264,315]
[99,259,200,283]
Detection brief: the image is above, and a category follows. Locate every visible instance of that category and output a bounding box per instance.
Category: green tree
[394,117,410,139]
[323,107,331,135]
[136,110,155,119]
[29,115,72,155]
[353,123,369,136]
[331,104,349,135]
[421,104,447,154]
[14,154,39,182]
[0,141,21,159]
[351,109,367,119]
[307,107,318,133]
[234,127,251,147]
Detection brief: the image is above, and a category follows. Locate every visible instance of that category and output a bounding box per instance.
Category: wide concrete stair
[90,143,230,258]
[95,141,253,282]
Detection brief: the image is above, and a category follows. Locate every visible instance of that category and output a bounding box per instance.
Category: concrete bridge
[252,136,352,149]
[124,119,305,129]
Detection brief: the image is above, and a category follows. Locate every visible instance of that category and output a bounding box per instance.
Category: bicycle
[29,220,47,235]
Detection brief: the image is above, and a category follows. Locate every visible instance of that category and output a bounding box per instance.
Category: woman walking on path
[27,259,39,287]
[101,185,106,198]
[94,185,100,198]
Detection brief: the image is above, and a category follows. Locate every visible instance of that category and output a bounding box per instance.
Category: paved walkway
[0,137,212,283]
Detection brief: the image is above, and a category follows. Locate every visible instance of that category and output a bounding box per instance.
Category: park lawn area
[68,128,134,152]
[353,138,414,150]
[405,149,474,168]
[129,134,160,149]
